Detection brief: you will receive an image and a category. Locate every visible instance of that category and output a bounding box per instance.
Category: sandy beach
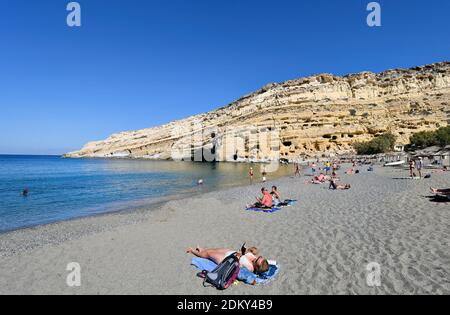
[0,164,449,295]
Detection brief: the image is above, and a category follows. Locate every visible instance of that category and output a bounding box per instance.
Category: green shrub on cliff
[409,126,450,148]
[354,133,397,155]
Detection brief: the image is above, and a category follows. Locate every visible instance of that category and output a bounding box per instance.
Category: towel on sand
[281,199,297,206]
[191,257,280,286]
[245,207,281,213]
[245,200,297,213]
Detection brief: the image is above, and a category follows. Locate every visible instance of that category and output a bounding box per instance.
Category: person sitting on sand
[186,246,270,275]
[329,179,351,190]
[248,187,273,208]
[270,186,290,206]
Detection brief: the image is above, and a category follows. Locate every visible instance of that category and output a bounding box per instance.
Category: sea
[0,155,291,233]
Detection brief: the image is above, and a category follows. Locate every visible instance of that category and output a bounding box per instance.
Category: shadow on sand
[426,195,450,203]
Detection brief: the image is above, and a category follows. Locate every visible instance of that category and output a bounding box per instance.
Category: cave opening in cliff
[191,145,217,163]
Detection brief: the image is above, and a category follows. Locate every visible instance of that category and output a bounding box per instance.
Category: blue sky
[0,0,449,155]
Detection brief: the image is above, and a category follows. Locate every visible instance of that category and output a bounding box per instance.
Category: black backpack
[200,254,240,290]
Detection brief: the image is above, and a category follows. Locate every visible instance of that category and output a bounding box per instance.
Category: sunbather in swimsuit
[186,247,269,274]
[329,179,351,190]
[309,173,326,184]
[430,187,450,195]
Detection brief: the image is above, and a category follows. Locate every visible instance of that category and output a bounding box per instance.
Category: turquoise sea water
[0,155,291,233]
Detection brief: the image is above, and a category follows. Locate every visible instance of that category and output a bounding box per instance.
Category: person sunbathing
[329,179,351,190]
[248,187,273,208]
[308,173,327,184]
[432,166,448,173]
[186,247,270,274]
[430,187,450,195]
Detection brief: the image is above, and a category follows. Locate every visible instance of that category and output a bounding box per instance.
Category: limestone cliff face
[65,62,450,161]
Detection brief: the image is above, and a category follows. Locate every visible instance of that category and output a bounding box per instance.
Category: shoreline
[0,156,288,235]
[0,170,277,256]
[1,165,449,294]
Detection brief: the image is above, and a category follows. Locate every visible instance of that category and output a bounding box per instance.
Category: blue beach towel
[281,199,297,206]
[191,257,280,286]
[245,200,296,213]
[245,207,281,213]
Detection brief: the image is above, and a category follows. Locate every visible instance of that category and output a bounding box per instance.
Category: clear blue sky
[0,0,449,155]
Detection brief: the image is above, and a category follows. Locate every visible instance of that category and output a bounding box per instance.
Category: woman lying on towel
[329,179,351,190]
[186,246,270,275]
[247,187,273,209]
[430,187,450,195]
[307,173,328,184]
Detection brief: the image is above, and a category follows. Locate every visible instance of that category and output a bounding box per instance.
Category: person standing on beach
[409,160,415,178]
[249,167,254,183]
[325,161,331,175]
[295,163,301,177]
[311,162,317,175]
[262,165,267,183]
[332,161,338,173]
[416,157,424,178]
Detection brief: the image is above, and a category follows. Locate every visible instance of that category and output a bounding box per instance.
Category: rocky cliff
[65,62,450,161]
